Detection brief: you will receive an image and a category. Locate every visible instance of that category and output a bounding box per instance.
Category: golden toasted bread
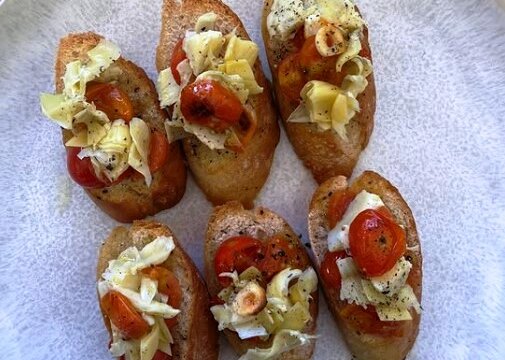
[55,32,187,222]
[97,220,218,360]
[204,202,318,359]
[308,171,422,360]
[261,2,376,183]
[157,0,280,208]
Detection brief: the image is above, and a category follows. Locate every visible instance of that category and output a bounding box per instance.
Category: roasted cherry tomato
[142,266,182,328]
[85,82,134,122]
[214,236,265,287]
[226,110,258,152]
[101,291,149,339]
[298,36,347,87]
[67,147,105,188]
[349,209,406,276]
[67,147,133,188]
[259,236,309,281]
[277,53,306,102]
[327,190,355,229]
[339,303,405,337]
[180,80,244,132]
[171,38,187,85]
[149,130,169,173]
[320,250,347,289]
[359,46,371,60]
[299,36,323,68]
[358,28,371,60]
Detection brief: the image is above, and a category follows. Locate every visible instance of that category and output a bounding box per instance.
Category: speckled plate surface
[1,0,505,359]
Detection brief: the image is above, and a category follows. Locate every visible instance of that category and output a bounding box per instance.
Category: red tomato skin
[349,209,407,276]
[66,147,105,188]
[214,236,309,287]
[101,291,149,340]
[277,53,306,102]
[180,80,244,132]
[298,35,348,87]
[67,147,134,188]
[85,82,134,122]
[148,130,169,173]
[259,236,309,281]
[320,250,347,289]
[327,190,355,229]
[299,35,323,68]
[170,38,187,85]
[142,266,181,328]
[214,236,264,287]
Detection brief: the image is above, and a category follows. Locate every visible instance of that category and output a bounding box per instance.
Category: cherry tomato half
[299,36,323,68]
[298,36,347,87]
[171,38,187,85]
[142,266,182,328]
[67,147,105,188]
[320,250,347,289]
[101,291,149,339]
[260,236,309,281]
[327,190,355,229]
[349,209,406,276]
[180,80,244,132]
[148,130,169,173]
[214,236,264,287]
[67,147,133,188]
[277,53,306,102]
[85,82,133,122]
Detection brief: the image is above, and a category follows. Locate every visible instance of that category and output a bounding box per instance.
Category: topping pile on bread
[97,220,218,360]
[205,202,318,360]
[308,171,422,360]
[262,0,376,183]
[156,0,279,208]
[40,33,186,222]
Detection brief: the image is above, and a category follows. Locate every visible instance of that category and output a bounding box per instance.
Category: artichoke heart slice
[218,59,263,95]
[225,35,259,67]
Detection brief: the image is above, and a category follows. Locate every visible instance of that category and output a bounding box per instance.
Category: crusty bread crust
[204,202,318,359]
[55,32,187,223]
[97,220,218,360]
[261,1,376,183]
[308,171,422,360]
[157,0,280,208]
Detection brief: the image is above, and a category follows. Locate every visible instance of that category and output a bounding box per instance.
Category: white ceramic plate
[1,0,505,359]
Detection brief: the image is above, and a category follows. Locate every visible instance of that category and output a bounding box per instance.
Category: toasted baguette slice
[261,2,376,183]
[55,32,187,222]
[308,171,422,360]
[204,202,318,359]
[157,0,280,208]
[97,220,218,360]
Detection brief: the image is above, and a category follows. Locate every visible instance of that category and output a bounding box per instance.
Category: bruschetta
[40,32,187,223]
[262,0,376,183]
[308,171,422,360]
[205,202,318,360]
[96,220,218,360]
[156,0,280,208]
